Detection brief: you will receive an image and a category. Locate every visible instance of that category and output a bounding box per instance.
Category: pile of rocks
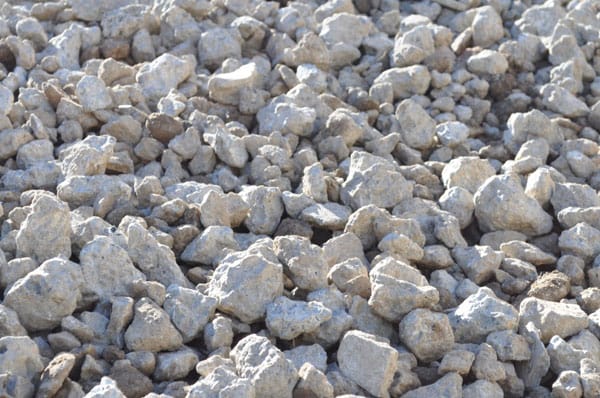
[1,0,600,396]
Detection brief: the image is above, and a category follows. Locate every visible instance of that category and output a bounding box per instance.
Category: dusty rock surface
[0,0,600,397]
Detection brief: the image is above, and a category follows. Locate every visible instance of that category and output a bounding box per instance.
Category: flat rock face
[2,0,600,396]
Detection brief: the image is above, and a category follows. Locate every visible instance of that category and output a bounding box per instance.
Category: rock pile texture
[1,0,600,397]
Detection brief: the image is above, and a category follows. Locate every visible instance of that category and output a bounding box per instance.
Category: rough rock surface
[0,0,599,396]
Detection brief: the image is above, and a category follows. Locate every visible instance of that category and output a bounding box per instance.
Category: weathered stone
[124,298,183,352]
[338,330,398,398]
[4,258,83,332]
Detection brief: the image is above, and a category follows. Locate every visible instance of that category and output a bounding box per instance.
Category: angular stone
[449,287,519,344]
[338,330,398,398]
[266,296,332,340]
[163,285,217,343]
[399,309,454,363]
[519,297,589,343]
[4,258,83,332]
[16,193,71,263]
[207,252,283,323]
[124,298,183,352]
[231,335,298,398]
[474,174,553,236]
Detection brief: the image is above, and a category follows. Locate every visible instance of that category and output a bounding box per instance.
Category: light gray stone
[231,334,298,398]
[4,258,83,332]
[338,330,398,398]
[449,287,519,343]
[266,296,332,340]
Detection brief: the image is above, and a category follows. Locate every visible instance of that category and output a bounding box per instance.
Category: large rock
[337,330,398,398]
[341,151,413,210]
[206,252,283,323]
[4,258,84,332]
[80,236,146,301]
[208,62,261,105]
[135,53,195,102]
[473,174,553,236]
[441,156,496,194]
[449,287,519,343]
[274,235,329,291]
[126,222,190,288]
[15,193,71,263]
[239,186,284,235]
[60,135,115,177]
[266,296,332,340]
[402,373,462,398]
[0,336,44,381]
[124,298,183,352]
[372,65,431,100]
[231,335,298,398]
[163,285,217,342]
[519,297,589,343]
[399,309,454,363]
[395,99,436,149]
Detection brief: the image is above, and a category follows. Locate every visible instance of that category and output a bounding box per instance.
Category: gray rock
[0,336,44,381]
[328,257,370,298]
[486,330,531,361]
[37,353,76,398]
[240,186,284,235]
[231,334,298,398]
[295,363,334,398]
[341,151,413,210]
[453,245,504,284]
[109,360,153,398]
[136,53,194,102]
[463,380,503,398]
[80,235,146,301]
[474,174,554,236]
[163,285,217,343]
[85,377,126,398]
[285,344,328,373]
[402,372,462,398]
[515,322,551,389]
[541,83,589,117]
[187,365,255,398]
[552,370,583,398]
[16,193,71,263]
[547,335,587,374]
[207,252,283,323]
[551,183,600,215]
[0,304,27,338]
[180,226,239,266]
[274,235,329,291]
[467,50,508,75]
[124,298,183,352]
[338,330,398,398]
[441,156,496,194]
[559,223,600,263]
[519,297,589,343]
[126,222,190,288]
[208,62,261,105]
[395,99,436,150]
[154,348,199,381]
[399,309,454,362]
[300,202,351,230]
[373,65,431,100]
[439,350,475,376]
[369,258,439,322]
[266,296,332,340]
[472,343,506,382]
[61,135,115,177]
[471,6,504,47]
[75,75,112,112]
[439,186,474,229]
[198,28,242,69]
[4,257,83,332]
[449,287,519,343]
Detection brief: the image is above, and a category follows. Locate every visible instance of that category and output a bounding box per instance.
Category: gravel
[1,0,600,396]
